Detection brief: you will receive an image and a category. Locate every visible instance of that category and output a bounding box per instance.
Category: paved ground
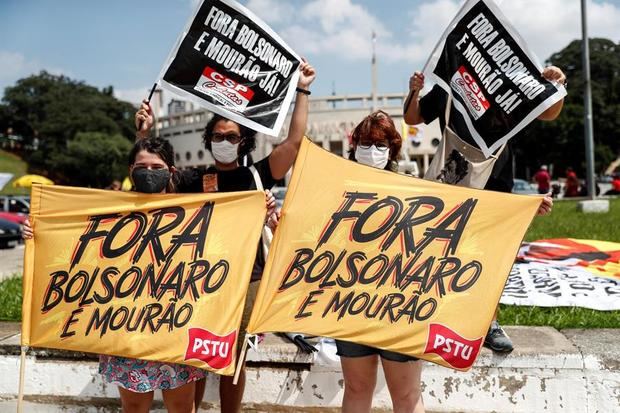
[0,243,23,281]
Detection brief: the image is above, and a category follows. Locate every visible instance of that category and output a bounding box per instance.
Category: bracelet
[296,87,311,96]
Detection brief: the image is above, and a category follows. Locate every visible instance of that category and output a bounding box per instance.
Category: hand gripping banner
[157,0,301,136]
[247,138,541,371]
[423,0,567,157]
[21,185,265,376]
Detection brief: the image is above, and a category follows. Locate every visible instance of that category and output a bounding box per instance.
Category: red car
[0,212,27,225]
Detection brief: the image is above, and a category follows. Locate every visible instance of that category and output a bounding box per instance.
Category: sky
[1,0,619,107]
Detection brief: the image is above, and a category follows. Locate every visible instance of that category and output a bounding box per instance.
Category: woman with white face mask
[349,110,400,172]
[135,61,316,413]
[340,110,426,413]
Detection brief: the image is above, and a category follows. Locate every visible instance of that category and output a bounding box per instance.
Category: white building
[155,92,441,177]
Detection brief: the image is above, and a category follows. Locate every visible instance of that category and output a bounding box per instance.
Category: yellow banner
[248,138,541,370]
[22,185,265,376]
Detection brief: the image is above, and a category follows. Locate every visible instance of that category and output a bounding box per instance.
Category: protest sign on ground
[248,138,541,371]
[501,239,620,310]
[423,0,566,157]
[157,0,301,136]
[21,185,265,376]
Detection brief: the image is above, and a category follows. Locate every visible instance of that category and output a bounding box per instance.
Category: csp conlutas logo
[450,65,491,120]
[195,66,255,112]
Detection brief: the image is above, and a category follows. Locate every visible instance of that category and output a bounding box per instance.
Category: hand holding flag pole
[136,83,158,139]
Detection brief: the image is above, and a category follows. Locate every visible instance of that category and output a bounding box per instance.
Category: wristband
[296,87,311,96]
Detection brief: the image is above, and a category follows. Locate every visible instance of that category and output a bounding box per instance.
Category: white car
[512,179,537,195]
[271,186,287,208]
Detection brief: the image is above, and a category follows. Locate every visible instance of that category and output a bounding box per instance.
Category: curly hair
[202,114,257,159]
[348,110,402,165]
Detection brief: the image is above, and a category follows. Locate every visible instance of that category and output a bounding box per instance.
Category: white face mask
[355,145,389,169]
[211,140,239,164]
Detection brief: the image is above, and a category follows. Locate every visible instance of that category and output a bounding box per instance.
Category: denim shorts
[335,339,419,362]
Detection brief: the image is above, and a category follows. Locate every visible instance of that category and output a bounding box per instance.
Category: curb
[0,324,618,412]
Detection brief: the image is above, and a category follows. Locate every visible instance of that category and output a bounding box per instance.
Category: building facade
[156,93,441,177]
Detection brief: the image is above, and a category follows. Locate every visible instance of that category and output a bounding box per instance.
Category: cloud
[500,0,620,62]
[245,0,295,24]
[114,87,151,105]
[0,51,31,82]
[114,87,186,119]
[405,0,620,65]
[189,0,201,11]
[242,0,620,67]
[240,0,463,67]
[0,51,69,95]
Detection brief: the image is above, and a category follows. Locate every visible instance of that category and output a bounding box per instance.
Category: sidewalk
[0,244,23,281]
[0,323,618,412]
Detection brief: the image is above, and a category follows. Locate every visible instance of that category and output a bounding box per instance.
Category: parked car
[0,195,30,214]
[512,179,537,195]
[0,217,21,249]
[271,186,287,209]
[0,211,27,225]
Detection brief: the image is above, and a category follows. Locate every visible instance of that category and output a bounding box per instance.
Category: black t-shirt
[176,156,276,192]
[176,156,276,281]
[419,85,514,193]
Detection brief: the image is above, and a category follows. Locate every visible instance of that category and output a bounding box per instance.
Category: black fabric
[176,156,275,280]
[419,85,514,193]
[175,156,276,193]
[335,339,419,362]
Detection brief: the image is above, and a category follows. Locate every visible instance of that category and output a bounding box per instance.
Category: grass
[499,305,620,329]
[0,148,30,195]
[524,197,620,241]
[0,276,22,321]
[0,199,617,328]
[501,197,620,328]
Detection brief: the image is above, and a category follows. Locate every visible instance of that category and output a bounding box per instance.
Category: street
[0,243,23,281]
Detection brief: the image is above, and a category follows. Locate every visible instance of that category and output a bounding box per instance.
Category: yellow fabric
[22,184,265,376]
[121,176,133,191]
[12,174,54,188]
[248,138,541,371]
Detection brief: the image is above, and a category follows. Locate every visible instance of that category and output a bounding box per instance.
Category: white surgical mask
[211,140,239,164]
[355,145,389,169]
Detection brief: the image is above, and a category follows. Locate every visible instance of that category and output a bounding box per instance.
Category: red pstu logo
[424,323,483,369]
[184,328,237,369]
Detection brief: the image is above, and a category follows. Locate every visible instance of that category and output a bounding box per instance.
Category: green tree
[47,132,133,188]
[514,38,620,178]
[1,71,137,186]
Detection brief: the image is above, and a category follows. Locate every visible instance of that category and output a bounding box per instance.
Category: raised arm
[403,72,426,125]
[135,100,154,140]
[537,66,566,121]
[268,60,316,180]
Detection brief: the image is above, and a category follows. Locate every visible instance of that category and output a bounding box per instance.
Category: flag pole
[17,346,27,413]
[137,83,159,134]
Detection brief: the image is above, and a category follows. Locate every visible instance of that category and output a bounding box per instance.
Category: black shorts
[335,340,419,363]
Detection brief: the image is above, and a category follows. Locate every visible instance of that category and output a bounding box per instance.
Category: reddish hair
[349,110,402,161]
